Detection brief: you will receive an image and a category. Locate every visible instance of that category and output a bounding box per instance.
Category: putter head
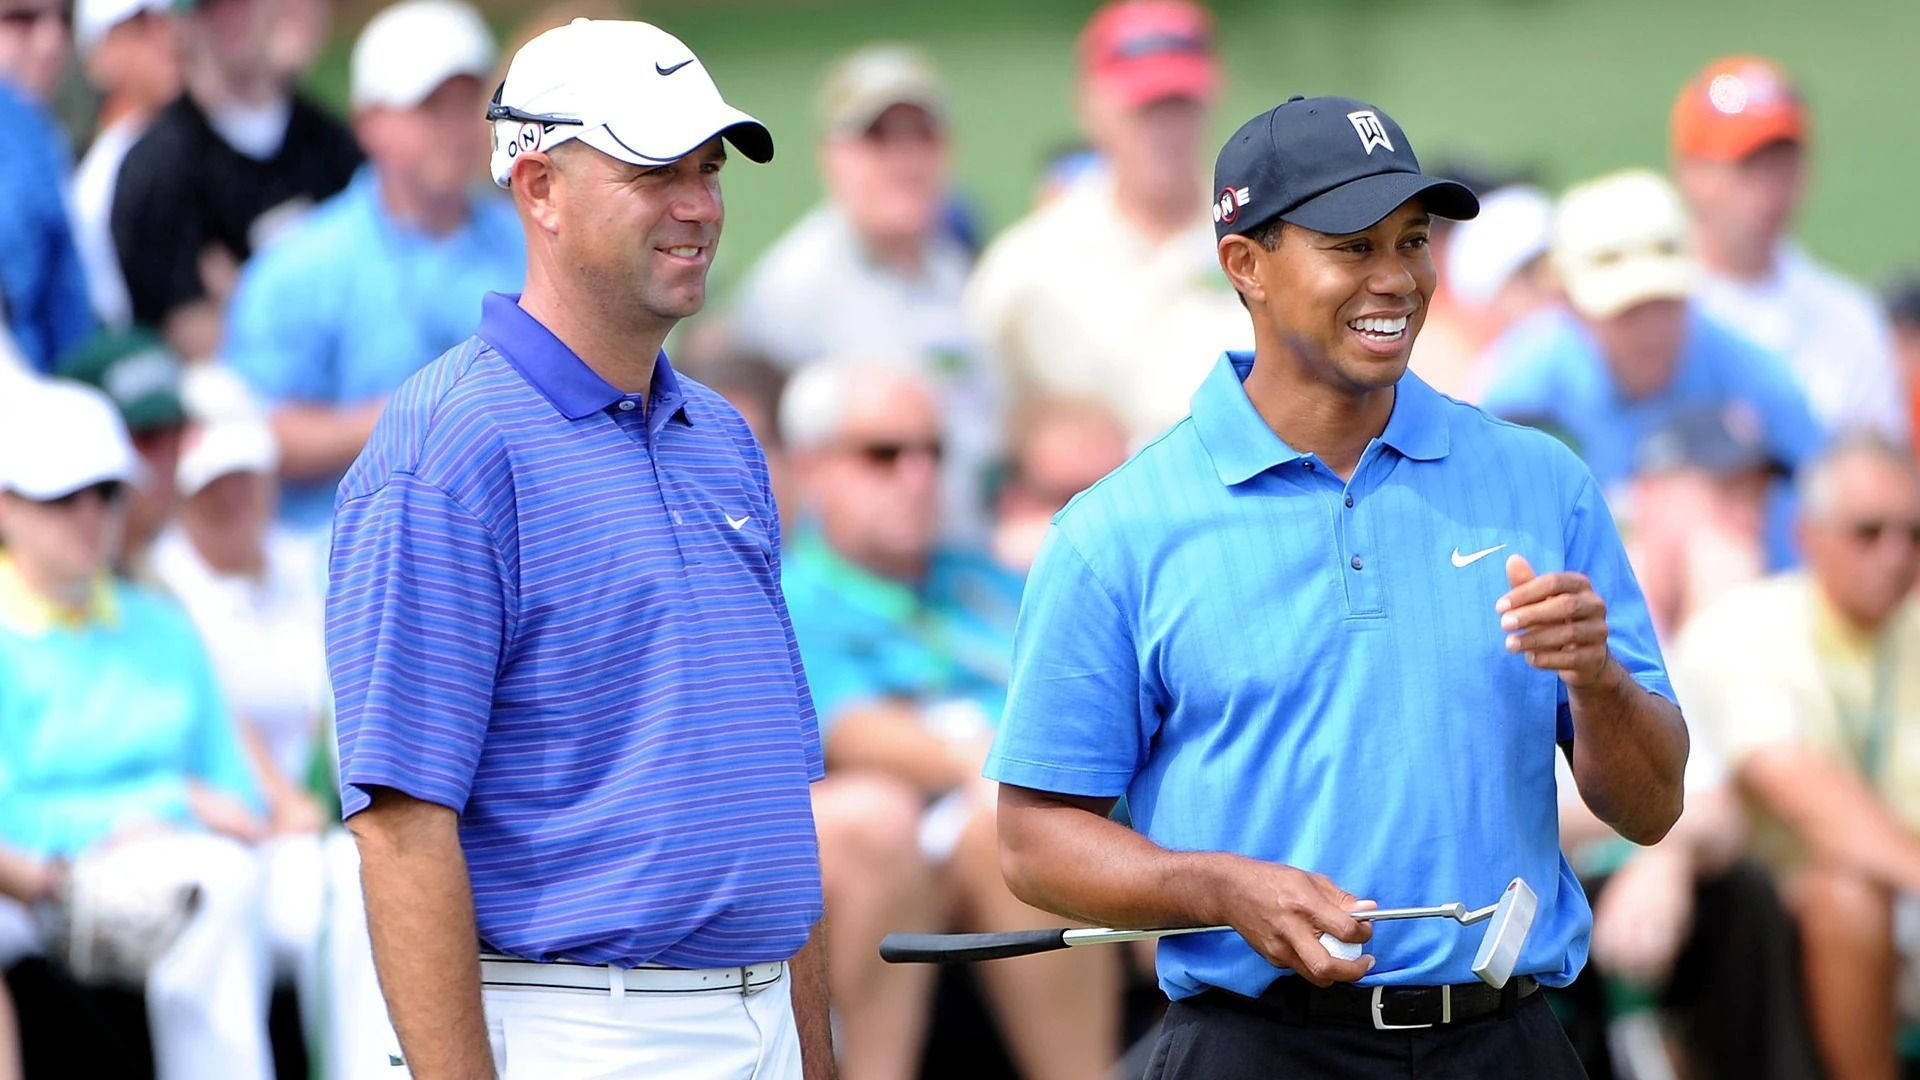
[1469,877,1537,988]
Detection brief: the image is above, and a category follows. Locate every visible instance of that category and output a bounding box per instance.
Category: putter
[879,877,1539,989]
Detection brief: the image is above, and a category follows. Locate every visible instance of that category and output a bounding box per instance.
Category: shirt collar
[1191,351,1452,486]
[0,556,118,635]
[477,292,691,426]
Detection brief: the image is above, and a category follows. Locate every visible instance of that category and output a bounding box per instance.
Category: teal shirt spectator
[223,166,525,530]
[985,354,1672,1000]
[0,565,262,858]
[0,77,95,373]
[1483,304,1824,566]
[781,529,1025,738]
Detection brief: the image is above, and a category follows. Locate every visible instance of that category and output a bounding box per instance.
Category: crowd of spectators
[2,1,1918,1078]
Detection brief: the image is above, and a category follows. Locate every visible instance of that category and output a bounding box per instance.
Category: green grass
[314,0,1920,299]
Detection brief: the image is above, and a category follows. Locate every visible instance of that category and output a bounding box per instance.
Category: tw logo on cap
[1213,186,1250,224]
[1347,110,1394,155]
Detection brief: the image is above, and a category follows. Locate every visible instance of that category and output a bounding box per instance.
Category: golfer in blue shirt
[985,97,1687,1078]
[327,20,831,1080]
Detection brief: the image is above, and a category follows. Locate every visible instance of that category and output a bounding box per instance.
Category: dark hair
[1230,218,1285,308]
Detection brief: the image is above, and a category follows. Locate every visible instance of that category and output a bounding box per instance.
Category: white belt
[479,954,786,997]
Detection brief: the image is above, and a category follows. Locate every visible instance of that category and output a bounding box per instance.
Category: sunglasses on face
[1846,518,1920,547]
[849,439,944,469]
[0,5,67,28]
[38,480,125,509]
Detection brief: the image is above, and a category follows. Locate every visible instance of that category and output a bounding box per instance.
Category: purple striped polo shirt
[327,292,823,968]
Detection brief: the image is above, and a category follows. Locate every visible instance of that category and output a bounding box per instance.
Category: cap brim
[590,105,775,165]
[1279,172,1480,235]
[1564,255,1696,320]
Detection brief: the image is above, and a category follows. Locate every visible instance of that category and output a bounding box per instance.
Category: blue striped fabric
[327,293,823,969]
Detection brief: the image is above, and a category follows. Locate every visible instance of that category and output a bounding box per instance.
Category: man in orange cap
[1671,56,1907,442]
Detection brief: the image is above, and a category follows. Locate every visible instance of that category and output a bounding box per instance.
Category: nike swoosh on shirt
[1450,544,1507,568]
[726,514,750,530]
[655,59,695,76]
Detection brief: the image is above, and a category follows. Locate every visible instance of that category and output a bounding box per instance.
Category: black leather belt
[1196,975,1539,1031]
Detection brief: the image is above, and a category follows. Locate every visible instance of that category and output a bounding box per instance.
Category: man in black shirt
[110,0,359,360]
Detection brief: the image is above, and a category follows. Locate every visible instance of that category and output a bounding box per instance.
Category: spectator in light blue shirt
[0,76,95,374]
[1483,170,1823,567]
[222,0,521,534]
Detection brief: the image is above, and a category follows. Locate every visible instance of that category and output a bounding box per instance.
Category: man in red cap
[1671,56,1907,442]
[966,0,1248,445]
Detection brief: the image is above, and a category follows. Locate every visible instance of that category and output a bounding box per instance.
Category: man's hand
[1214,858,1375,987]
[1498,554,1612,687]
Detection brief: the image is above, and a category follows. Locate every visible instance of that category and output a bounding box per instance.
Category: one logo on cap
[655,58,695,76]
[1213,186,1251,224]
[1347,110,1394,155]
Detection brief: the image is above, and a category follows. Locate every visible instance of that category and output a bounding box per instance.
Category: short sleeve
[983,526,1150,797]
[1560,471,1674,741]
[327,473,509,817]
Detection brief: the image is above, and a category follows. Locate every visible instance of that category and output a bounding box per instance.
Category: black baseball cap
[1213,96,1479,239]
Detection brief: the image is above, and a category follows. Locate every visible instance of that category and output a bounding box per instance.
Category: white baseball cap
[176,366,278,497]
[351,0,497,111]
[0,378,139,501]
[1551,169,1698,320]
[74,0,172,58]
[488,18,773,189]
[1445,185,1552,308]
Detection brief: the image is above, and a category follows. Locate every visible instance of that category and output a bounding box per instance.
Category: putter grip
[879,929,1070,963]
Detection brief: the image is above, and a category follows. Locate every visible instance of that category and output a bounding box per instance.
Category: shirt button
[1350,555,1364,571]
[618,400,637,412]
[1303,461,1315,471]
[1344,494,1355,508]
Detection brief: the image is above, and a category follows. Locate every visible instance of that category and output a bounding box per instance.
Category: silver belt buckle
[1370,984,1448,1030]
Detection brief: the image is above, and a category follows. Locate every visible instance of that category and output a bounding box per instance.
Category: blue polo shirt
[984,353,1672,1001]
[1483,305,1824,566]
[327,293,824,969]
[225,167,525,530]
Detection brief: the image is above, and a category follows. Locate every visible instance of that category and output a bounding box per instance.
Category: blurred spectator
[110,0,362,361]
[71,0,185,329]
[57,329,188,580]
[0,75,95,373]
[223,0,518,535]
[1625,404,1783,640]
[780,359,1120,1080]
[0,0,70,101]
[732,44,997,539]
[56,329,189,581]
[991,397,1129,574]
[966,0,1248,442]
[0,378,277,1079]
[1672,56,1908,441]
[149,365,399,1078]
[1484,169,1822,567]
[1414,183,1556,401]
[1889,275,1920,452]
[1671,435,1920,1080]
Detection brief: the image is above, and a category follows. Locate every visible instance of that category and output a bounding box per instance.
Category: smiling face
[1221,198,1436,394]
[548,136,727,326]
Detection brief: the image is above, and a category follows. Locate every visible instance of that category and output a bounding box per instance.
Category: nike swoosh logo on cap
[655,58,694,76]
[1450,544,1507,568]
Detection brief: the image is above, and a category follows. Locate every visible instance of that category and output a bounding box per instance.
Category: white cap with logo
[0,378,139,501]
[488,18,773,189]
[351,0,497,111]
[1551,169,1699,320]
